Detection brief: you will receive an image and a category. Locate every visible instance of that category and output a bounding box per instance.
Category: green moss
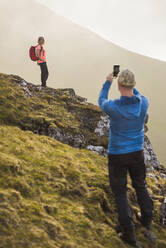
[0,125,165,247]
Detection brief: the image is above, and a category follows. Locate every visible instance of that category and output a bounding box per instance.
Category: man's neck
[121,89,133,97]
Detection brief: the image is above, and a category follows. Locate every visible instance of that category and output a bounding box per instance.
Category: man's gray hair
[118,69,135,88]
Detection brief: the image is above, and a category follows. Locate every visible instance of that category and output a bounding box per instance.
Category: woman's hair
[38,36,45,43]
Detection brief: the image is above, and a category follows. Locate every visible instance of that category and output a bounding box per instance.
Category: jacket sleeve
[98,80,114,115]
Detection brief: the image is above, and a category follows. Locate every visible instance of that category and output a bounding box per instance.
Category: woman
[36,36,49,87]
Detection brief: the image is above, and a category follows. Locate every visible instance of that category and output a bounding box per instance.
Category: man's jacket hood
[115,89,142,120]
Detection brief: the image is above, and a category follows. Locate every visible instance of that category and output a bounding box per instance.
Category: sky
[37,0,166,62]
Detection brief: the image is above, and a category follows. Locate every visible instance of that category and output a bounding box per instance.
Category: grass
[0,125,166,248]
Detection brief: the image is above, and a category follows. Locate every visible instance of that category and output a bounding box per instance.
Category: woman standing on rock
[36,36,49,87]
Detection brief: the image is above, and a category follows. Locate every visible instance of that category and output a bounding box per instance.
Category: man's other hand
[106,73,114,83]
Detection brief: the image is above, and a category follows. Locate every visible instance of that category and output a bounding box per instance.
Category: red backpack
[29,46,38,61]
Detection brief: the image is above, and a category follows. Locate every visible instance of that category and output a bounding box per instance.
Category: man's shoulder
[141,94,149,102]
[141,95,149,107]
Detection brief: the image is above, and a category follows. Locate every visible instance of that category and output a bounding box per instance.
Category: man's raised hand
[106,73,114,83]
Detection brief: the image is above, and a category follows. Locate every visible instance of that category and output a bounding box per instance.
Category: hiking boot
[136,212,152,229]
[143,228,157,243]
[119,234,143,247]
[117,226,144,247]
[119,229,137,246]
[136,213,157,242]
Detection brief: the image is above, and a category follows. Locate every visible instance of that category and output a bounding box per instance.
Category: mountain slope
[0,73,166,247]
[0,125,166,248]
[0,0,166,163]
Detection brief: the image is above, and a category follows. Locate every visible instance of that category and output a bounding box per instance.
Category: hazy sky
[37,0,166,62]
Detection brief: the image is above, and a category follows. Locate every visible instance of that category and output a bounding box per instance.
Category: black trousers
[39,62,49,86]
[108,150,153,231]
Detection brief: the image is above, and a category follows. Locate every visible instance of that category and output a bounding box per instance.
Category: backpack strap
[40,46,43,56]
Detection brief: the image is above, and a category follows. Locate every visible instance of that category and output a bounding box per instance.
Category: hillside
[0,73,105,149]
[0,73,166,248]
[0,73,159,168]
[0,0,166,164]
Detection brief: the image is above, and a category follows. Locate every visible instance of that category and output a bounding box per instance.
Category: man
[98,70,155,247]
[36,36,49,87]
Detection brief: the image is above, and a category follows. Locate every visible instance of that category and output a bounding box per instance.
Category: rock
[58,88,87,103]
[18,79,33,97]
[14,76,87,103]
[87,145,107,156]
[48,127,86,148]
[160,198,166,226]
[147,173,157,181]
[146,167,154,173]
[160,173,166,180]
[95,114,109,136]
[19,80,27,87]
[36,86,42,92]
[144,135,161,169]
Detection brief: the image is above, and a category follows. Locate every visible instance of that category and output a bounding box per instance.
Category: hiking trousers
[108,150,154,231]
[39,62,49,87]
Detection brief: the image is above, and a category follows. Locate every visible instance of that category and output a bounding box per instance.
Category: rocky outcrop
[47,126,86,148]
[6,74,102,148]
[87,145,107,156]
[14,76,87,103]
[144,135,161,169]
[94,115,110,137]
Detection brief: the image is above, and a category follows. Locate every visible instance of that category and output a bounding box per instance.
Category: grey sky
[37,0,166,61]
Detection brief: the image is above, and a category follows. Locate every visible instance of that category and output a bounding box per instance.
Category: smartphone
[113,65,120,77]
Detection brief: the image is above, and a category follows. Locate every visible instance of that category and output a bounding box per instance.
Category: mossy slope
[0,125,166,248]
[0,73,166,248]
[0,73,107,148]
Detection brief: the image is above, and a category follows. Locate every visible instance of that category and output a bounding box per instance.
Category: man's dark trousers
[108,150,154,231]
[39,62,49,87]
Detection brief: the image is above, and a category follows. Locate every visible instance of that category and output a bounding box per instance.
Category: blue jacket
[98,80,149,155]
